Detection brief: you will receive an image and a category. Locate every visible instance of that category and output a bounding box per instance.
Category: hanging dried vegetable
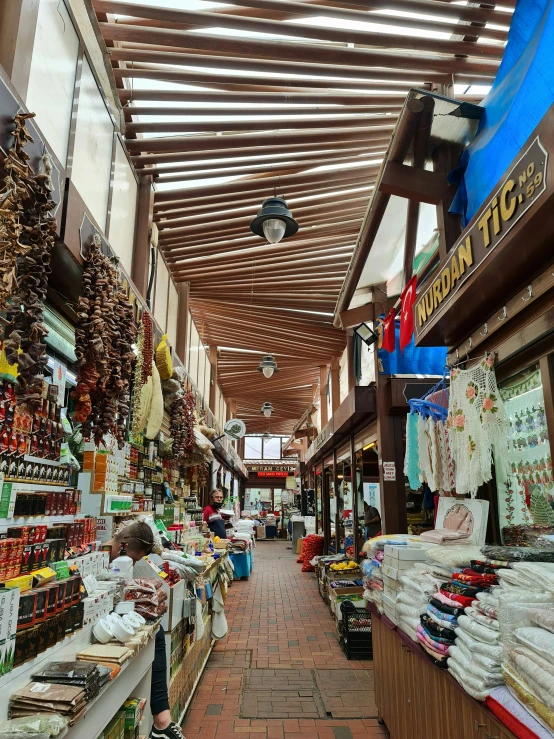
[131,312,154,436]
[163,371,196,462]
[73,235,136,445]
[3,114,57,408]
[0,113,35,310]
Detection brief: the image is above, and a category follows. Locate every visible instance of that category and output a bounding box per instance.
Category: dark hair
[209,489,224,504]
[115,522,154,556]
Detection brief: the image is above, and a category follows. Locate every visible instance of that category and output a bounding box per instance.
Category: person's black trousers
[151,626,170,715]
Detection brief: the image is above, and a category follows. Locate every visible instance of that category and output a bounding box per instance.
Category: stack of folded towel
[447,560,505,699]
[397,562,451,643]
[501,602,554,732]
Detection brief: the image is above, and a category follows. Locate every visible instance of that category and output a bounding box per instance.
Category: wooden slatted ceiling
[94,0,512,434]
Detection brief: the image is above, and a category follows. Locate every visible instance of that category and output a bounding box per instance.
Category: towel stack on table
[497,562,554,733]
[446,560,505,697]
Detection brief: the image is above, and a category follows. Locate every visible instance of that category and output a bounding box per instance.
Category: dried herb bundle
[3,114,57,408]
[165,372,196,462]
[0,113,35,310]
[73,235,136,445]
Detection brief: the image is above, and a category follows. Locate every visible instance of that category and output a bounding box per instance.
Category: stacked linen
[398,561,450,642]
[499,592,554,733]
[382,544,429,629]
[448,560,505,698]
[361,535,418,614]
[486,686,554,739]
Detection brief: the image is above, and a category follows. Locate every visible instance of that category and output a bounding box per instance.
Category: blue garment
[428,603,458,626]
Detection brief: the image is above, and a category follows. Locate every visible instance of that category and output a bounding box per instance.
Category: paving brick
[181,542,380,738]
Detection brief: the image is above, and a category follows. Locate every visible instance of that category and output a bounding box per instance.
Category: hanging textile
[447,355,509,497]
[400,276,417,354]
[405,411,421,491]
[381,309,396,352]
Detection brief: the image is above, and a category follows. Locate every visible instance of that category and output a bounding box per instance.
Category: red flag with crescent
[400,276,417,353]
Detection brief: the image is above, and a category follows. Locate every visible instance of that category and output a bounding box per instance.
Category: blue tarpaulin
[378,319,447,375]
[452,0,554,226]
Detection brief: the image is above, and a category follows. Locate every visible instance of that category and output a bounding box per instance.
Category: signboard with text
[414,136,548,341]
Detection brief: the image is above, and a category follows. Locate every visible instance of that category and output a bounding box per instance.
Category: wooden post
[347,329,356,391]
[350,433,360,561]
[433,145,462,259]
[330,356,340,413]
[0,0,40,101]
[175,282,190,364]
[319,365,328,428]
[132,175,155,299]
[209,345,218,412]
[374,350,407,534]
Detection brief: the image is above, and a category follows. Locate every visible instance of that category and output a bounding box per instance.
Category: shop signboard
[414,136,548,342]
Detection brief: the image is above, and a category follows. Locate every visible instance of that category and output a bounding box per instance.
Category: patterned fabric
[405,411,421,491]
[447,355,509,496]
[420,613,456,642]
[430,598,464,617]
[416,625,451,654]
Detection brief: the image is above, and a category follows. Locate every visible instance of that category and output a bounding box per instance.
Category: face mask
[212,500,223,509]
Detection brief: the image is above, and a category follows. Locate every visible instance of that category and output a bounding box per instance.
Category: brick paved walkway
[181,540,387,739]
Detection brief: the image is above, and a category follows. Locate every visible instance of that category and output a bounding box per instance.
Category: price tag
[383,462,396,481]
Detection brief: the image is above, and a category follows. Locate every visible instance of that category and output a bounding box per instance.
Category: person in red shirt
[203,489,227,539]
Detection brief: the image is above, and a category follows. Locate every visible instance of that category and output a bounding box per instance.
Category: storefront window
[497,364,553,534]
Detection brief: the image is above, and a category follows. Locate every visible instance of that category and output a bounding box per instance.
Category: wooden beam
[403,95,435,288]
[339,303,375,329]
[109,48,448,87]
[132,175,154,299]
[209,345,218,413]
[330,356,340,413]
[94,3,503,61]
[379,161,451,205]
[128,127,394,155]
[96,20,500,77]
[221,0,509,41]
[433,144,462,259]
[175,281,190,363]
[319,365,328,428]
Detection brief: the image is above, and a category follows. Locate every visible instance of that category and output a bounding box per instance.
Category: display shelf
[177,641,214,725]
[0,624,156,739]
[0,513,78,530]
[61,637,155,739]
[0,624,94,694]
[24,455,66,468]
[3,481,70,490]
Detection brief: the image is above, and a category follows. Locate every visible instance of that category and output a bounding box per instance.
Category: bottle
[111,541,134,582]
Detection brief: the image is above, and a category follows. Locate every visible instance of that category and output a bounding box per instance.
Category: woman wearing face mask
[203,489,227,539]
[105,522,185,739]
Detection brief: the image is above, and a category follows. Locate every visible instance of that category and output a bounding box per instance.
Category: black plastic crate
[340,600,373,660]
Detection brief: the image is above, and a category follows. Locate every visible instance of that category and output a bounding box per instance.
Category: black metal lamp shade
[249,197,299,242]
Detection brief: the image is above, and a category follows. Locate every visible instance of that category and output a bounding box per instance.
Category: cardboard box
[383,544,427,561]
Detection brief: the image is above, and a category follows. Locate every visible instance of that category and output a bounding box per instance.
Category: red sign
[256,471,289,477]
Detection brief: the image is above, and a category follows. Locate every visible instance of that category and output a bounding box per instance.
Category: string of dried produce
[3,114,57,408]
[73,235,136,445]
[163,372,196,462]
[0,113,34,310]
[131,312,154,436]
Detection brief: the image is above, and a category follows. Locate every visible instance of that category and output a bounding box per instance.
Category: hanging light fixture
[261,402,274,418]
[354,322,379,347]
[257,354,279,378]
[249,197,299,244]
[263,430,272,440]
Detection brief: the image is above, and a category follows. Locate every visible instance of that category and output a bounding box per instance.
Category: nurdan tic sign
[414,137,547,338]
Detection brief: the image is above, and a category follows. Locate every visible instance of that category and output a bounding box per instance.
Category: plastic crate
[340,600,373,660]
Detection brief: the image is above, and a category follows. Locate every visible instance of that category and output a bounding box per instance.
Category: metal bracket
[522,284,533,301]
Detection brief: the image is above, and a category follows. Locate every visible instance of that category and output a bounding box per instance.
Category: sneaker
[150,722,186,739]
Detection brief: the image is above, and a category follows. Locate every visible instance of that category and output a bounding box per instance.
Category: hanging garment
[418,414,432,486]
[405,411,421,490]
[447,355,509,496]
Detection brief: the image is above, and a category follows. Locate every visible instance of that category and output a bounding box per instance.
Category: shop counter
[370,607,517,739]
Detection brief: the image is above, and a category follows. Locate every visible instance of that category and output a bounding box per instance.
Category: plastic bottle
[111,542,134,582]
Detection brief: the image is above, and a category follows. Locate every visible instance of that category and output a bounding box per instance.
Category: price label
[383,462,396,482]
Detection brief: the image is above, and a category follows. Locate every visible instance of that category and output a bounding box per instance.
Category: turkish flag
[381,309,396,353]
[400,276,418,353]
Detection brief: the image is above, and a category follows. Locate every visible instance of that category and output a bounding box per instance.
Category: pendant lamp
[249,197,299,244]
[257,355,279,378]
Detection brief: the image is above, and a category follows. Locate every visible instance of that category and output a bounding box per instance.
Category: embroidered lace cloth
[448,356,509,496]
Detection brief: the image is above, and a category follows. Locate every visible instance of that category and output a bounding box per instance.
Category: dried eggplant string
[3,114,57,408]
[131,311,154,437]
[164,372,197,462]
[73,234,136,445]
[0,114,35,311]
